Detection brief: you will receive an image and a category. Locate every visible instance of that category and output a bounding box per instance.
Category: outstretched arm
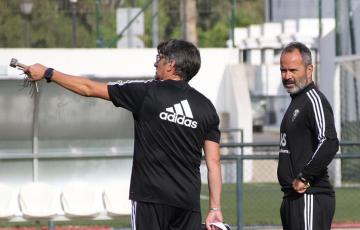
[204,140,223,230]
[25,63,110,100]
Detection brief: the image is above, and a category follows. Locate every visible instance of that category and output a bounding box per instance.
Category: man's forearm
[205,159,223,228]
[208,160,222,209]
[25,63,109,100]
[51,70,108,99]
[302,137,339,179]
[204,140,222,212]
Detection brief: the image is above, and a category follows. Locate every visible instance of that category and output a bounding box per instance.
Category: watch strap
[44,68,54,83]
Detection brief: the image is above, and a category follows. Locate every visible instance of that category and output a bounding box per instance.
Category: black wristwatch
[44,68,54,83]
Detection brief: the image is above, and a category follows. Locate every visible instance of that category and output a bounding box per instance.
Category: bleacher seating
[61,181,103,218]
[0,183,19,219]
[103,181,131,216]
[0,181,131,221]
[19,182,62,219]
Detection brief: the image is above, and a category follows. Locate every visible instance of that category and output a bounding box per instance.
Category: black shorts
[131,201,202,230]
[280,193,335,230]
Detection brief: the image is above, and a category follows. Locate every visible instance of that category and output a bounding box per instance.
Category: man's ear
[169,60,176,69]
[166,60,176,72]
[306,64,313,80]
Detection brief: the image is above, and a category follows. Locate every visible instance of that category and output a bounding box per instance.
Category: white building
[233,0,360,186]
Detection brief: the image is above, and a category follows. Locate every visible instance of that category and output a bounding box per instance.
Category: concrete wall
[0,48,240,104]
[0,48,255,187]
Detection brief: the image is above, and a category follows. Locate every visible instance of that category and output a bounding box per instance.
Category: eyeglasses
[156,54,165,62]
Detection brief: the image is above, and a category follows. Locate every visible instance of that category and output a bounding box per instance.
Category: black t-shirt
[108,79,220,211]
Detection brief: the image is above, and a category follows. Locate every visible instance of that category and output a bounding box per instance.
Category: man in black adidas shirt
[277,42,339,230]
[25,39,223,230]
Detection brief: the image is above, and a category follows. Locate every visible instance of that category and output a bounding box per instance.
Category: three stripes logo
[159,100,198,128]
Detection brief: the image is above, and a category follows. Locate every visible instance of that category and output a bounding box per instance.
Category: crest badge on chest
[292,109,300,122]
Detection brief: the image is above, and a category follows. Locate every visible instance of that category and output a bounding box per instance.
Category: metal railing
[0,141,359,229]
[219,141,360,229]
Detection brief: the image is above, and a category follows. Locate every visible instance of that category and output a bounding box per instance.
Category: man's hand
[205,209,223,230]
[24,63,47,81]
[292,178,309,193]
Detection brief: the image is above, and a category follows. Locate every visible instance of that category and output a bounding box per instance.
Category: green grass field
[1,183,359,228]
[200,183,283,226]
[201,183,360,226]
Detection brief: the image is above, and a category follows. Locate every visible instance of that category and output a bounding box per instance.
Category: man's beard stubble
[283,75,309,94]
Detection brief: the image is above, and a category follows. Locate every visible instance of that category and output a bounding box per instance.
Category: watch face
[45,68,54,82]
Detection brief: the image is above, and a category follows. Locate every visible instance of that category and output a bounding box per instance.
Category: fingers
[206,224,221,230]
[297,188,306,193]
[292,179,308,193]
[24,68,36,81]
[294,185,306,193]
[24,70,31,78]
[205,224,214,230]
[205,211,224,230]
[205,220,212,229]
[23,63,47,81]
[204,222,210,230]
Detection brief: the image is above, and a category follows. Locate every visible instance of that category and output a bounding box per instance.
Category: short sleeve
[107,80,150,113]
[205,113,221,143]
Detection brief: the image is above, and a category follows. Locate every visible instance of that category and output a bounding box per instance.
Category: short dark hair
[281,42,312,67]
[157,39,201,82]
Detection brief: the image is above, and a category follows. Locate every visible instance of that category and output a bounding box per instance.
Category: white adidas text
[159,112,198,128]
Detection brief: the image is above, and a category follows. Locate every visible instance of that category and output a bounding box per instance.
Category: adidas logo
[159,100,198,129]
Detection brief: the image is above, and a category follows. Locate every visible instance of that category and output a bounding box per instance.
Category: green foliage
[198,22,229,47]
[0,0,264,48]
[0,0,93,47]
[236,0,264,27]
[0,1,24,47]
[197,0,265,47]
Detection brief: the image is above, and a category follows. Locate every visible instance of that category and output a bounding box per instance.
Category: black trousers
[131,201,202,230]
[280,193,335,230]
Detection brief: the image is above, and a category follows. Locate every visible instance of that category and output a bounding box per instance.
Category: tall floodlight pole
[335,0,351,56]
[264,0,272,22]
[152,0,159,47]
[20,0,33,47]
[180,0,187,41]
[95,0,104,47]
[230,0,236,48]
[347,0,359,121]
[316,0,322,85]
[180,0,198,45]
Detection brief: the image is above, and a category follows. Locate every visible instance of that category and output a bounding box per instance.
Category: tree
[180,0,198,45]
[0,0,264,48]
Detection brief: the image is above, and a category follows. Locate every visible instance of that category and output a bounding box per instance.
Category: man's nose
[283,71,292,79]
